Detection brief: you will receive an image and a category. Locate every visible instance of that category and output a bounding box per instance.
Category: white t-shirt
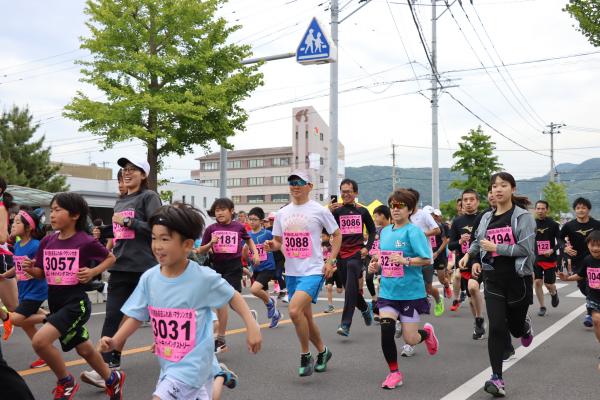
[410,209,438,234]
[273,200,339,277]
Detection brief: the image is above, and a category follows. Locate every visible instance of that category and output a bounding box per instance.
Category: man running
[265,170,341,377]
[329,179,376,336]
[533,200,561,316]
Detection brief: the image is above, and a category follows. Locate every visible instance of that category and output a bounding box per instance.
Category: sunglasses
[389,201,407,210]
[289,179,308,187]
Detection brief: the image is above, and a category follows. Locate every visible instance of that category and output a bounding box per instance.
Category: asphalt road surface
[4,280,599,400]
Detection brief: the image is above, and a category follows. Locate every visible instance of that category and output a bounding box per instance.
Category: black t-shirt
[484,206,516,278]
[535,217,561,263]
[448,213,480,258]
[580,255,600,303]
[333,203,376,259]
[431,222,448,260]
[560,218,600,270]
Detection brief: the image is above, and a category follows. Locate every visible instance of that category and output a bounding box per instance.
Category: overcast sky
[1,0,599,182]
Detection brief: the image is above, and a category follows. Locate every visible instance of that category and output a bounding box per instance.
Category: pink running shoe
[381,371,403,390]
[423,323,439,355]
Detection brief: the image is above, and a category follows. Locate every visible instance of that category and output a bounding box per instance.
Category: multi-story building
[191,106,345,213]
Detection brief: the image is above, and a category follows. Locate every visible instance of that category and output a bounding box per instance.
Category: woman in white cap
[81,156,162,388]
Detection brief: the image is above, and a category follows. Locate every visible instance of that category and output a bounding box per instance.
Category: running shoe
[277,290,287,300]
[217,363,238,389]
[473,317,486,340]
[266,297,277,319]
[502,347,516,362]
[281,294,289,303]
[584,314,593,328]
[52,375,79,400]
[362,305,373,326]
[484,375,506,397]
[2,310,12,341]
[108,352,121,369]
[423,323,439,355]
[105,370,126,400]
[298,353,314,377]
[374,314,381,323]
[314,347,332,372]
[336,324,350,337]
[269,309,282,328]
[215,338,228,354]
[450,299,461,312]
[30,358,48,369]
[80,370,106,388]
[324,304,335,313]
[395,320,402,338]
[444,285,453,299]
[434,298,445,317]
[521,315,534,347]
[273,282,280,294]
[537,307,546,317]
[551,292,559,308]
[460,290,467,303]
[381,371,403,390]
[400,344,415,357]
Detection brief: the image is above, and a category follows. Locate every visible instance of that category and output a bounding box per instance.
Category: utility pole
[431,0,440,208]
[219,146,227,198]
[391,143,398,190]
[328,0,339,199]
[543,122,565,182]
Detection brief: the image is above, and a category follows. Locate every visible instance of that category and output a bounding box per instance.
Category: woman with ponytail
[459,172,536,397]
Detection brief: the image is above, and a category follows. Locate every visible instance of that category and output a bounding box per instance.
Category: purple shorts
[377,297,430,323]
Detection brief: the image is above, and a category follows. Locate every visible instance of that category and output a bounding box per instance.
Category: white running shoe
[80,369,106,388]
[281,294,289,304]
[400,344,415,357]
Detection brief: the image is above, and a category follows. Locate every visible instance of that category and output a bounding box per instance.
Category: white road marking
[567,290,586,298]
[440,303,587,400]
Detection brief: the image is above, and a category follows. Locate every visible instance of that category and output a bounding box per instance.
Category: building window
[200,179,218,187]
[272,157,290,167]
[248,177,264,186]
[320,157,324,165]
[319,194,324,201]
[247,195,265,204]
[320,132,324,141]
[320,175,324,183]
[202,161,219,170]
[271,194,289,203]
[203,197,207,208]
[248,159,265,168]
[227,160,241,169]
[272,176,288,185]
[232,196,242,204]
[227,178,241,187]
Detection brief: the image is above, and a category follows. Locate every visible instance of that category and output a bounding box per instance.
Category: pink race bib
[212,231,238,254]
[322,247,332,261]
[149,306,196,362]
[380,250,405,278]
[43,249,79,285]
[113,210,135,240]
[587,267,600,290]
[251,244,268,262]
[283,231,312,259]
[461,241,470,254]
[486,226,515,257]
[369,239,380,257]
[14,256,30,281]
[429,236,438,248]
[339,215,362,235]
[537,240,551,255]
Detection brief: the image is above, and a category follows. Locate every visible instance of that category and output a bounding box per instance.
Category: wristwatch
[123,217,131,227]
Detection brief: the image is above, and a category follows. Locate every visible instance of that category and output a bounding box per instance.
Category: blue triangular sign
[296,17,336,65]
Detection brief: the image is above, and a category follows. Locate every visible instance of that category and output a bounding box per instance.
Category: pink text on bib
[380,250,405,278]
[369,239,380,257]
[429,236,438,248]
[339,215,362,235]
[537,240,551,255]
[43,249,80,285]
[212,231,238,254]
[486,226,515,257]
[14,256,30,281]
[250,244,268,262]
[113,210,135,240]
[587,267,600,290]
[149,306,196,362]
[283,231,312,259]
[461,241,470,254]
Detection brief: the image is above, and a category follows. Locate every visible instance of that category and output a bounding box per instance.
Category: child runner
[558,230,600,371]
[460,172,536,397]
[100,203,261,400]
[23,192,125,400]
[264,170,341,377]
[369,205,391,322]
[198,198,260,353]
[7,209,48,369]
[322,230,342,313]
[368,189,439,390]
[246,207,282,328]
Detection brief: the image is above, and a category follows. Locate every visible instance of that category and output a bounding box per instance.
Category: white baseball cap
[117,157,150,176]
[288,170,312,184]
[433,209,442,216]
[423,205,434,214]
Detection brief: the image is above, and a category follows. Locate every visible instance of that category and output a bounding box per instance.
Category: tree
[449,126,502,208]
[542,181,570,220]
[64,0,263,190]
[565,1,600,47]
[0,106,69,192]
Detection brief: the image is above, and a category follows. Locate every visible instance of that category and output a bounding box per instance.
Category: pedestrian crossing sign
[296,17,337,65]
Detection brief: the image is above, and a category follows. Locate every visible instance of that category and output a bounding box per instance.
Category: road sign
[296,17,337,65]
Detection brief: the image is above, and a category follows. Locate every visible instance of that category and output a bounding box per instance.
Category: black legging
[366,272,377,297]
[484,274,532,377]
[339,253,368,326]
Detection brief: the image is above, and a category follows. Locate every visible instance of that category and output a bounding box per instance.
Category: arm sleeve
[447,221,461,251]
[130,192,162,234]
[121,274,150,322]
[362,208,376,249]
[495,213,536,258]
[83,237,110,266]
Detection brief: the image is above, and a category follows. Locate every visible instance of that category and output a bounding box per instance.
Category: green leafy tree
[542,181,570,219]
[565,1,600,47]
[0,106,68,192]
[64,0,263,190]
[449,126,502,209]
[440,199,460,220]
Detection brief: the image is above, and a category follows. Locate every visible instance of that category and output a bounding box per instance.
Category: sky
[1,0,599,183]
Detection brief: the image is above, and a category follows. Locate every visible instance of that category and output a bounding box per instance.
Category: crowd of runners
[0,157,599,400]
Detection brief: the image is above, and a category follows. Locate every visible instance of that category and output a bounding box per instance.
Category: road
[4,280,598,400]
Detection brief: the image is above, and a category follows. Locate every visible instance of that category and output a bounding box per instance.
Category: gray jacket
[468,206,536,277]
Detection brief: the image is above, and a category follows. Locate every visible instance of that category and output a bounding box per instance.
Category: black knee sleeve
[380,318,397,364]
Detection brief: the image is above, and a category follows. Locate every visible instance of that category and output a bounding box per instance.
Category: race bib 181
[212,231,238,254]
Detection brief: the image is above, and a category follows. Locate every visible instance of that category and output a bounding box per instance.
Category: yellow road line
[18,309,342,377]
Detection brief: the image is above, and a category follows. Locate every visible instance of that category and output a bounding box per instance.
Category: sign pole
[329,0,339,199]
